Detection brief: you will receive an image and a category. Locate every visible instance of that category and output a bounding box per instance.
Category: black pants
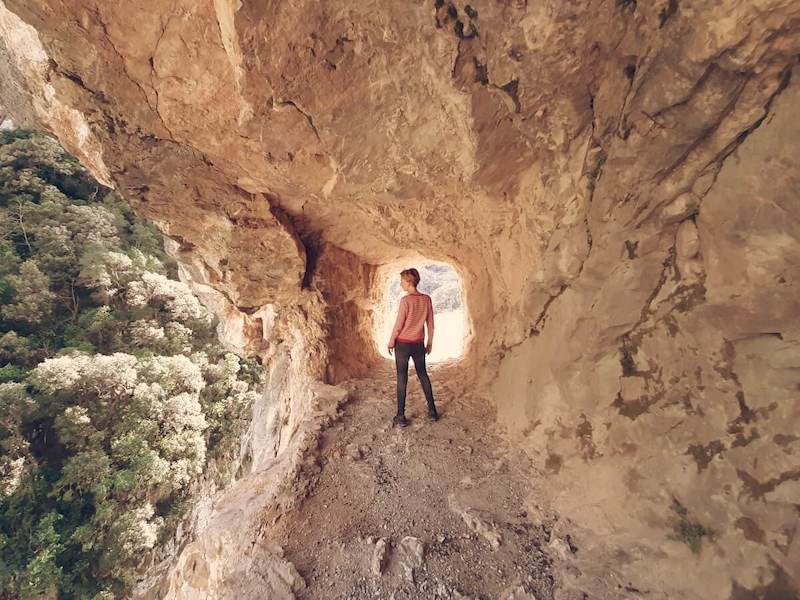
[394,341,436,416]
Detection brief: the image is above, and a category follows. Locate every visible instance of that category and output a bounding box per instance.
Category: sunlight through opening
[374,260,468,364]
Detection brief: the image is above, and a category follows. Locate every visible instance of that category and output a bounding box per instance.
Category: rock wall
[1,0,798,597]
[494,75,800,599]
[310,241,383,383]
[138,227,343,598]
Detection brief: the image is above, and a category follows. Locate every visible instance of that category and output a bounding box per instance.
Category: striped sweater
[388,292,434,346]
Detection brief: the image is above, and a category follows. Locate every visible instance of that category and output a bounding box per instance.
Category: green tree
[0,130,263,598]
[1,261,55,326]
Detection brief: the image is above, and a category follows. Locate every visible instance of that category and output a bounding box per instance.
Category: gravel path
[265,362,563,600]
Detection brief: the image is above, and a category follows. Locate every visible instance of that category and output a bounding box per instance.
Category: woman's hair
[400,268,420,287]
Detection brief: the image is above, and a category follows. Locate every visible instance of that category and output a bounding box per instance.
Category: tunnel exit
[374,261,468,364]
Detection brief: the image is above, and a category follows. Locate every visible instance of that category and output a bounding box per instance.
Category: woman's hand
[425,343,432,355]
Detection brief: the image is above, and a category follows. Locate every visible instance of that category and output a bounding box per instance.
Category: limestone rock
[660,192,700,225]
[435,582,475,600]
[1,0,798,597]
[500,586,539,600]
[396,536,425,583]
[345,443,363,461]
[371,537,388,577]
[448,494,502,550]
[675,219,704,280]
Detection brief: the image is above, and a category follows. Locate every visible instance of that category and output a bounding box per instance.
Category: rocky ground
[262,362,638,600]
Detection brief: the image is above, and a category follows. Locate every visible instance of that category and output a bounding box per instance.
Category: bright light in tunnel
[375,261,468,364]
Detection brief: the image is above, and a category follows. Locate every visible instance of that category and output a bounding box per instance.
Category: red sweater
[389,293,434,346]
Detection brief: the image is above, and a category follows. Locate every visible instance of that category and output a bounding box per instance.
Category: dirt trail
[262,362,592,600]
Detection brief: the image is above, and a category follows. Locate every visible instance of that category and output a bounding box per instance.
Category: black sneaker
[393,415,408,428]
[427,410,440,422]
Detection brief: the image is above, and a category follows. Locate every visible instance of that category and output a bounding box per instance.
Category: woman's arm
[388,298,408,348]
[425,295,434,349]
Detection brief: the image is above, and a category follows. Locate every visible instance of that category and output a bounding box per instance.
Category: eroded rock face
[136,381,349,599]
[1,0,798,597]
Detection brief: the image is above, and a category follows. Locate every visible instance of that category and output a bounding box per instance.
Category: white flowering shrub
[64,204,121,249]
[0,382,34,498]
[31,353,139,400]
[53,405,100,450]
[140,355,205,395]
[130,319,166,347]
[164,321,193,353]
[0,456,26,498]
[0,130,264,598]
[16,320,256,596]
[200,353,261,462]
[79,250,136,295]
[0,261,55,325]
[32,352,210,498]
[0,331,37,377]
[105,502,163,568]
[127,271,211,323]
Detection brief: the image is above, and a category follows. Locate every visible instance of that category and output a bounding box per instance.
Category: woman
[387,268,439,427]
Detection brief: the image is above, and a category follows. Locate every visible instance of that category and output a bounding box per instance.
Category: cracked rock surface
[1,1,799,598]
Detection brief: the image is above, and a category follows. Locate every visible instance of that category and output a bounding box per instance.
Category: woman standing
[387,268,439,427]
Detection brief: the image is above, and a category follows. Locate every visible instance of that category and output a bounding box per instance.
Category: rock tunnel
[0,0,798,598]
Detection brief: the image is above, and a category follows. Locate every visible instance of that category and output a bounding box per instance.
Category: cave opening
[373,260,469,365]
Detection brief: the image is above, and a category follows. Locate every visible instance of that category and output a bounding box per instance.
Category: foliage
[387,262,464,313]
[0,131,262,598]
